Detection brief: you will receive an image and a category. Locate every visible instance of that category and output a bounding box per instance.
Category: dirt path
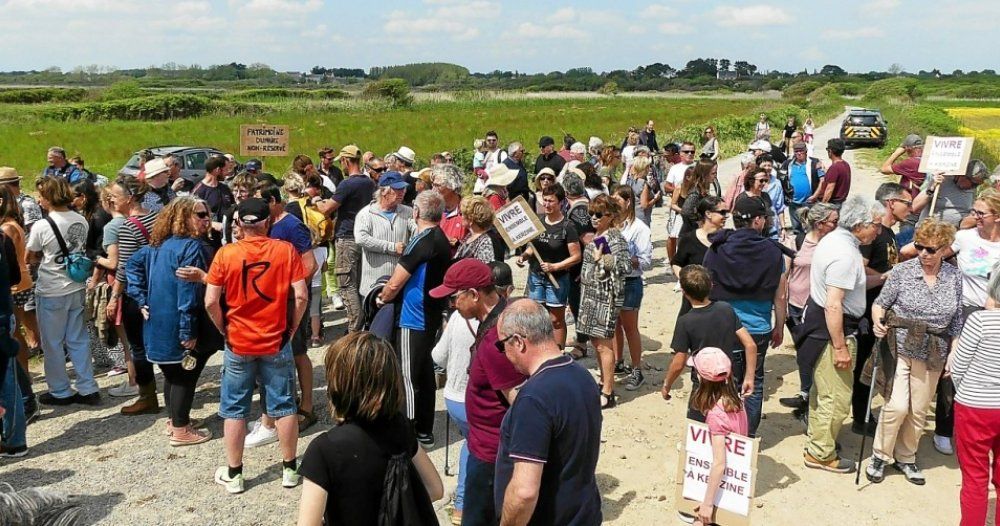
[0,110,961,525]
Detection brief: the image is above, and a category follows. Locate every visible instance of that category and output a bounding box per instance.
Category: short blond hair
[631,155,651,173]
[283,172,305,196]
[460,195,494,229]
[914,218,957,249]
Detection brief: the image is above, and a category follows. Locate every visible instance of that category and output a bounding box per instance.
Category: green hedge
[38,94,218,121]
[0,87,88,104]
[224,88,349,101]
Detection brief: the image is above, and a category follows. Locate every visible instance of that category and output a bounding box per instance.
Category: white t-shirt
[26,209,89,297]
[311,245,328,288]
[809,228,867,318]
[319,174,336,194]
[952,228,1000,308]
[666,162,693,191]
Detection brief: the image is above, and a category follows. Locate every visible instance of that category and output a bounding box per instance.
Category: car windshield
[849,115,880,126]
[125,154,142,169]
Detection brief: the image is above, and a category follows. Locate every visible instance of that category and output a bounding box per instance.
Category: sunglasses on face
[495,333,521,353]
[195,211,210,219]
[589,212,605,219]
[754,178,769,183]
[368,166,386,173]
[914,243,939,255]
[681,150,695,154]
[712,209,729,217]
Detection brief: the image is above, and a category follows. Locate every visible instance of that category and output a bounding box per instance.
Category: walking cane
[855,333,885,485]
[444,412,451,476]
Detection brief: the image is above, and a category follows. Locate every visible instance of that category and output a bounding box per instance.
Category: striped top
[952,310,1000,409]
[354,203,415,297]
[116,212,158,285]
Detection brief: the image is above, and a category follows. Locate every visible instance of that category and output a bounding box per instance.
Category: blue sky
[1,0,996,75]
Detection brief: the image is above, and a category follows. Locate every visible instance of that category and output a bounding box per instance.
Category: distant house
[717,70,739,81]
[304,74,325,84]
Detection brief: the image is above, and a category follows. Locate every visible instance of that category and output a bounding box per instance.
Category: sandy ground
[0,109,965,525]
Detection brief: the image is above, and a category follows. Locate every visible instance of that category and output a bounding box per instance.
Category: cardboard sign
[493,196,545,250]
[918,136,975,175]
[239,124,290,157]
[675,420,759,526]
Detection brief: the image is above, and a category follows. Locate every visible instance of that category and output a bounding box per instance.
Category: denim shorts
[219,343,296,420]
[621,277,644,311]
[527,271,570,307]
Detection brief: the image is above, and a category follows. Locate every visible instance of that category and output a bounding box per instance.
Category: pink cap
[687,347,732,382]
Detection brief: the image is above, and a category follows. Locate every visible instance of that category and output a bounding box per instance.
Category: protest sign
[918,136,975,175]
[239,124,290,157]
[493,196,559,287]
[675,420,759,526]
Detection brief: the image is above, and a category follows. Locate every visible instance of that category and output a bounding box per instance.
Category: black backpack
[376,452,439,526]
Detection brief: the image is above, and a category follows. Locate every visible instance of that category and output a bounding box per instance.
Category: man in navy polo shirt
[494,299,602,526]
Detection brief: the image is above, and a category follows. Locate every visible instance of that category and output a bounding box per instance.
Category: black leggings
[158,350,210,427]
[121,295,155,387]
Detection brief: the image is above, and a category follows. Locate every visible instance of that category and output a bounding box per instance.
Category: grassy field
[0,96,815,183]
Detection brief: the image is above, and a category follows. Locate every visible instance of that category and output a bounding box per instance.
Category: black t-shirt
[300,414,420,526]
[494,355,603,526]
[860,226,898,274]
[534,153,566,177]
[672,230,710,317]
[332,174,377,239]
[670,301,742,358]
[193,182,234,222]
[530,218,578,278]
[85,208,112,259]
[784,124,796,139]
[397,226,452,333]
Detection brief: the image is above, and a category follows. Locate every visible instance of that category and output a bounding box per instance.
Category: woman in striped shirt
[952,269,1000,526]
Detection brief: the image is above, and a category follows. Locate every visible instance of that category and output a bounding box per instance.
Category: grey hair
[562,173,586,198]
[988,263,1000,303]
[498,298,555,345]
[414,190,444,222]
[507,142,524,156]
[0,483,81,525]
[634,145,651,156]
[431,164,464,192]
[799,202,840,232]
[838,195,883,231]
[47,146,66,158]
[874,182,907,203]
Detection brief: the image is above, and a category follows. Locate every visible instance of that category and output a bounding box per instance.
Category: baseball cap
[687,347,732,382]
[245,159,262,172]
[538,135,555,148]
[236,198,270,224]
[379,170,409,190]
[733,196,768,220]
[793,141,808,152]
[902,134,924,148]
[333,145,362,161]
[429,258,494,299]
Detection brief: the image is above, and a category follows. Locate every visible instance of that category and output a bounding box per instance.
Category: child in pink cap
[689,347,748,525]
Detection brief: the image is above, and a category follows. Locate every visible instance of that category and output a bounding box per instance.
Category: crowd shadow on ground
[596,473,636,522]
[0,467,124,526]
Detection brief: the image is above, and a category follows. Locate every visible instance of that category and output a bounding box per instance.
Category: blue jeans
[527,271,570,307]
[2,355,26,450]
[445,398,469,511]
[37,290,98,398]
[219,344,296,420]
[746,332,770,437]
[464,454,497,526]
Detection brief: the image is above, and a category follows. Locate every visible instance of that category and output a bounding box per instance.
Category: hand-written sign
[239,124,290,157]
[675,420,759,526]
[918,136,975,175]
[493,196,545,250]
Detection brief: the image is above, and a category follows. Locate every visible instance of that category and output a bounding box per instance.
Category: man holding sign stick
[912,136,977,227]
[516,186,581,348]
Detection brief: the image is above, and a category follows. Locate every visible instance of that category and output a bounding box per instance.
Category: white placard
[918,136,975,175]
[680,421,757,519]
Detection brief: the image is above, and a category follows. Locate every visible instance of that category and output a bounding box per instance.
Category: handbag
[45,216,93,283]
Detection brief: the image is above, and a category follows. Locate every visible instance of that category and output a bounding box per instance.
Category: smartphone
[594,236,610,255]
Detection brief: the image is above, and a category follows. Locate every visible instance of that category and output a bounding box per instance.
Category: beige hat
[334,144,362,162]
[415,167,433,185]
[143,157,169,178]
[396,146,416,165]
[0,167,21,184]
[537,167,556,179]
[487,164,518,187]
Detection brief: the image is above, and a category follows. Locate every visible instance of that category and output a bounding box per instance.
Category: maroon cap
[429,259,494,299]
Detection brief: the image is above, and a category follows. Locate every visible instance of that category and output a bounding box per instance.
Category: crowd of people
[0,117,999,525]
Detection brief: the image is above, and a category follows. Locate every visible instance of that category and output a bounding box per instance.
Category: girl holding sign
[689,347,748,526]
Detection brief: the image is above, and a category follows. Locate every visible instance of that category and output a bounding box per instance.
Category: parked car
[839,109,888,148]
[118,146,225,181]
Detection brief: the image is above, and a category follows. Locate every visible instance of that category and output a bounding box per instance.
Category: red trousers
[955,402,1000,526]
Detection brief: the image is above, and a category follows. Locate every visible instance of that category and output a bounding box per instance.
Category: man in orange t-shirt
[205,198,308,494]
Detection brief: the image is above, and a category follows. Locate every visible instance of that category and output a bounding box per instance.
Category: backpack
[45,217,93,283]
[295,197,334,246]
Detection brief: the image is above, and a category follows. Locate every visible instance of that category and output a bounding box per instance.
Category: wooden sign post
[674,420,760,526]
[239,124,290,157]
[492,196,559,288]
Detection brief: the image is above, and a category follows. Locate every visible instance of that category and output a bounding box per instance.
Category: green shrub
[0,88,88,104]
[864,77,919,102]
[225,88,349,101]
[101,80,145,101]
[40,94,214,121]
[362,78,413,107]
[831,82,863,96]
[783,81,822,99]
[597,81,619,95]
[950,85,1000,99]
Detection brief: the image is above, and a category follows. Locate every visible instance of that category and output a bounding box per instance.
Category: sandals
[600,392,617,410]
[567,344,588,360]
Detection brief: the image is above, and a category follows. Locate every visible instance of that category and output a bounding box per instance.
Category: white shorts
[668,210,682,238]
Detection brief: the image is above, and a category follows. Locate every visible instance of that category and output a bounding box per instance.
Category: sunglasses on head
[195,211,210,219]
[913,243,939,255]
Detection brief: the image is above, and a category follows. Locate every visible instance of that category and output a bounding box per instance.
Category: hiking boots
[120,383,159,415]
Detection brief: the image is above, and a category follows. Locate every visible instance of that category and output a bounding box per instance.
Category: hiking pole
[444,412,451,476]
[856,333,885,485]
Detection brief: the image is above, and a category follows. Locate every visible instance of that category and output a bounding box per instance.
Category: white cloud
[868,0,900,12]
[232,0,322,16]
[384,0,492,42]
[642,4,693,35]
[798,46,825,62]
[711,4,792,27]
[821,26,882,40]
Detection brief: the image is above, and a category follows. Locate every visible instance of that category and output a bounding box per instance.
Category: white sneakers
[214,467,245,494]
[108,381,139,398]
[282,467,301,488]
[245,419,279,448]
[933,434,954,455]
[331,293,345,311]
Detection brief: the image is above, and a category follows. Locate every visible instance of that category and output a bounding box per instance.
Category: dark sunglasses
[368,166,387,173]
[681,150,696,154]
[754,178,769,183]
[538,175,554,181]
[589,212,605,219]
[195,211,211,219]
[712,209,730,217]
[914,243,939,255]
[495,333,521,353]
